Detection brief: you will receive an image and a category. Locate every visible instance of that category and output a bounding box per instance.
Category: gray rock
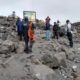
[29,64,60,80]
[0,40,16,54]
[41,52,67,68]
[0,46,9,54]
[54,52,67,67]
[66,49,75,61]
[41,53,58,68]
[2,40,15,52]
[75,76,80,80]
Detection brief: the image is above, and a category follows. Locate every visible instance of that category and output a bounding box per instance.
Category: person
[22,17,29,53]
[57,20,61,27]
[16,18,23,40]
[12,11,16,19]
[65,20,73,47]
[57,20,63,37]
[53,22,59,39]
[28,21,35,52]
[45,16,51,40]
[45,16,51,23]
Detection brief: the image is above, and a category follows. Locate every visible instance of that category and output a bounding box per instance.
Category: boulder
[29,64,60,80]
[41,52,67,68]
[0,55,27,80]
[41,53,58,68]
[0,40,16,54]
[54,52,67,67]
[51,41,61,52]
[0,45,9,54]
[66,49,75,61]
[2,40,15,51]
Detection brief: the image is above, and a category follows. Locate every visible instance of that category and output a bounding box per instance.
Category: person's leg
[67,32,70,46]
[69,33,73,47]
[24,36,29,53]
[53,31,56,39]
[29,40,34,52]
[25,39,29,52]
[46,30,50,40]
[45,30,48,40]
[55,31,58,39]
[18,31,21,40]
[67,32,69,40]
[67,32,73,47]
[20,32,22,41]
[48,30,51,40]
[17,31,19,36]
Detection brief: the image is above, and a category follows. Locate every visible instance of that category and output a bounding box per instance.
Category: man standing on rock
[16,17,23,40]
[65,20,73,47]
[45,16,51,41]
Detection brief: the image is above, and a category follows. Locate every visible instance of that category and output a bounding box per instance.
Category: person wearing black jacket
[53,22,59,39]
[22,17,29,53]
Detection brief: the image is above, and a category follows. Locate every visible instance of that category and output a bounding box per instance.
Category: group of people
[16,16,74,54]
[16,17,35,53]
[45,16,73,47]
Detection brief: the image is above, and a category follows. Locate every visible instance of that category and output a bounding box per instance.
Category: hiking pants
[18,31,23,40]
[29,40,34,51]
[53,31,59,39]
[24,35,29,51]
[67,32,73,47]
[45,30,50,40]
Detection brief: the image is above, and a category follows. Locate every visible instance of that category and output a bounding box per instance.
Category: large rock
[29,64,60,80]
[0,45,9,54]
[54,52,67,67]
[0,55,27,80]
[41,52,67,68]
[0,40,16,54]
[42,53,59,68]
[65,48,75,61]
[2,40,15,51]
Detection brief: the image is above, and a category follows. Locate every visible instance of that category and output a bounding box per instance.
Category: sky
[0,0,80,24]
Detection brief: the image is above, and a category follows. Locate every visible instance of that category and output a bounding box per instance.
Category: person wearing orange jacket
[28,21,35,52]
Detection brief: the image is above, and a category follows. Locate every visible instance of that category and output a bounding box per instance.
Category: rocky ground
[0,17,80,80]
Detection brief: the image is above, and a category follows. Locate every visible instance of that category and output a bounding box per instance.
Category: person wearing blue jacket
[16,18,23,40]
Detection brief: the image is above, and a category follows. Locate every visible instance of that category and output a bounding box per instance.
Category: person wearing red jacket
[28,21,35,52]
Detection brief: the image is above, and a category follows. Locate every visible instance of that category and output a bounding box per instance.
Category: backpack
[53,24,59,31]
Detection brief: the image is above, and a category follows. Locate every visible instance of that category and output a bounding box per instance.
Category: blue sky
[0,0,80,24]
